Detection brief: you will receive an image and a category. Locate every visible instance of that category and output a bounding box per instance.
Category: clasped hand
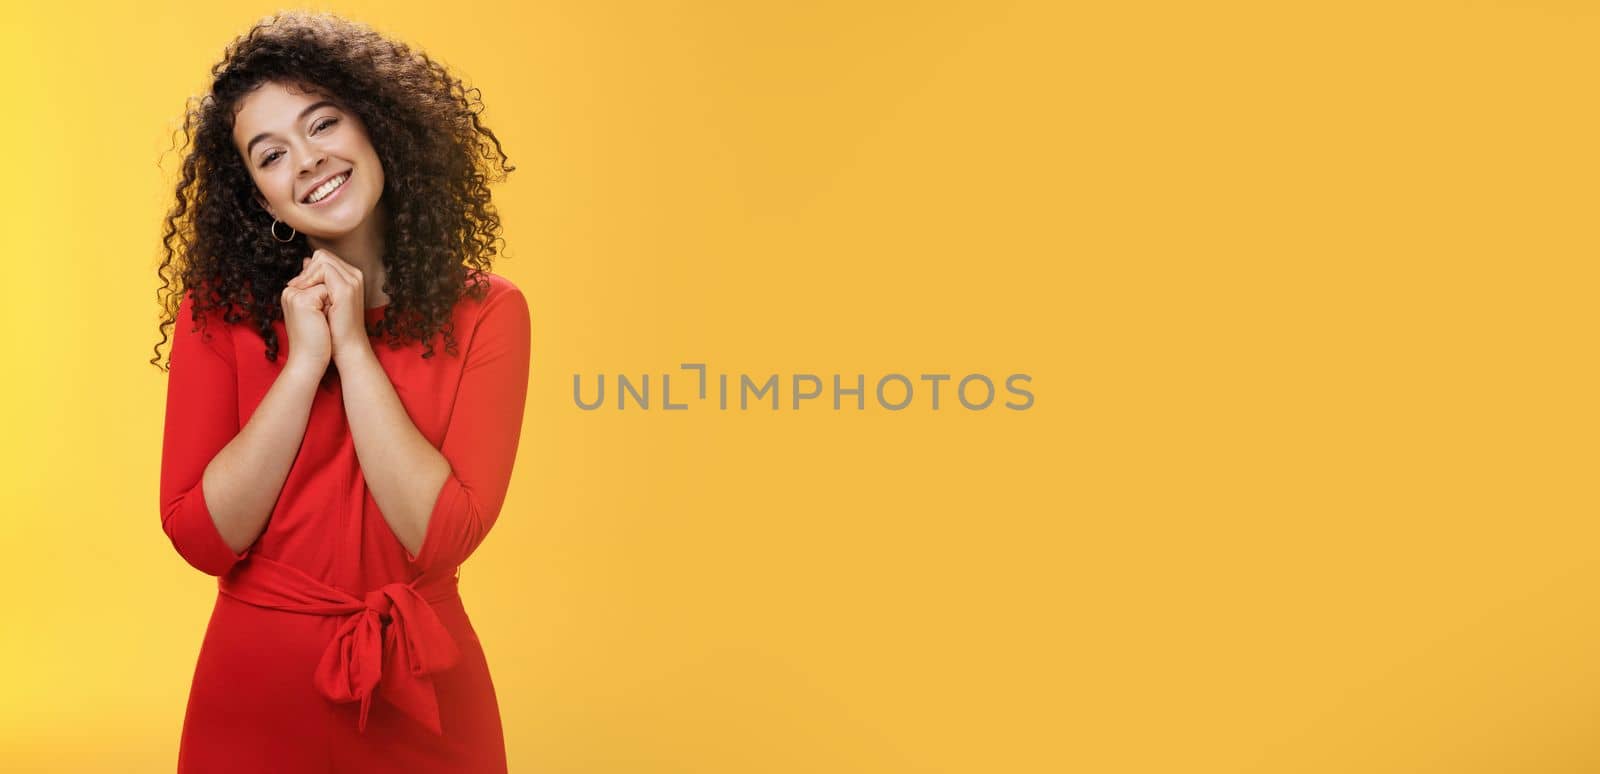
[280,248,371,366]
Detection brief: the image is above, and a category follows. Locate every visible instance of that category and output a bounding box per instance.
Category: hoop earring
[270,219,297,243]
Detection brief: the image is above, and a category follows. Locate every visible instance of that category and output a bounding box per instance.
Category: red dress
[159,272,530,773]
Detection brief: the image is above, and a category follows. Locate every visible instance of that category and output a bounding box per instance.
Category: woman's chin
[295,219,341,236]
[293,206,374,240]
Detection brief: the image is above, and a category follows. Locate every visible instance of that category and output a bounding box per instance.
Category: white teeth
[306,173,349,203]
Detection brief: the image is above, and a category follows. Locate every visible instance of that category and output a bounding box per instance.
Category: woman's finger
[290,251,361,297]
[288,282,328,311]
[324,252,360,286]
[319,261,349,295]
[288,256,316,288]
[292,262,328,289]
[301,250,347,288]
[308,250,360,295]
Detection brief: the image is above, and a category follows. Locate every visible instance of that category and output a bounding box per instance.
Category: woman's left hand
[288,249,371,362]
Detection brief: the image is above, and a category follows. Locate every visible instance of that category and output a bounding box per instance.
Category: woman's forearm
[334,346,450,556]
[200,359,325,553]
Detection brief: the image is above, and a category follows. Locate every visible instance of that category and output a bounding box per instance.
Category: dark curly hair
[150,10,515,370]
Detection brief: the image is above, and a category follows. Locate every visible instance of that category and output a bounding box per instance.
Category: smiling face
[231,79,386,240]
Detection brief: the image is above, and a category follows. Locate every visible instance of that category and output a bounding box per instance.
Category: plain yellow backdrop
[2,0,1598,771]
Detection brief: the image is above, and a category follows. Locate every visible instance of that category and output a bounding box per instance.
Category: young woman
[151,11,528,772]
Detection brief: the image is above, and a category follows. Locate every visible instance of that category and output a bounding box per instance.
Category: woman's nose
[298,149,326,174]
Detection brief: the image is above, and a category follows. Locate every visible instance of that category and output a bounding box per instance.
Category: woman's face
[231,80,385,240]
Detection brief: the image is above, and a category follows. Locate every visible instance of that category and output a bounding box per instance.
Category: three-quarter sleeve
[406,285,532,574]
[159,290,251,577]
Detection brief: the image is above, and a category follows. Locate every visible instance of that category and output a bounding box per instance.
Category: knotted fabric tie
[218,554,462,734]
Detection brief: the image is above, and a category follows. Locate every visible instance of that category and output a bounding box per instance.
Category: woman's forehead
[232,81,340,145]
[237,80,332,113]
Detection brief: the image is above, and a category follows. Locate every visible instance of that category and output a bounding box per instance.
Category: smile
[303,171,351,205]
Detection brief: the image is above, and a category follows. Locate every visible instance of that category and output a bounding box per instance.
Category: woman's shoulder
[456,272,529,352]
[477,270,523,299]
[179,281,257,318]
[176,284,247,334]
[462,271,527,318]
[171,284,249,361]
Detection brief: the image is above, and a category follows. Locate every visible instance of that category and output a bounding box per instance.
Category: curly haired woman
[152,11,528,772]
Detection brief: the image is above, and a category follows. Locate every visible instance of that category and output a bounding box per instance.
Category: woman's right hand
[282,258,333,372]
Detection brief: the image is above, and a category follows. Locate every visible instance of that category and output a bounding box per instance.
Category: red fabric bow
[219,554,462,734]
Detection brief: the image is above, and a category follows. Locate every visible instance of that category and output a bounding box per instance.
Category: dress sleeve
[159,290,251,577]
[406,285,532,574]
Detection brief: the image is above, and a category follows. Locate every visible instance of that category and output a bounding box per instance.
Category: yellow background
[2,0,1596,771]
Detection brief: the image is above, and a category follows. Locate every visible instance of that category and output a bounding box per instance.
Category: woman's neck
[307,206,390,308]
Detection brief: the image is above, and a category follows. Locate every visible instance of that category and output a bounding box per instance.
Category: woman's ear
[253,191,277,220]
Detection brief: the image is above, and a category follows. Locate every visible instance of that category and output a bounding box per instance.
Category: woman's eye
[257,118,337,167]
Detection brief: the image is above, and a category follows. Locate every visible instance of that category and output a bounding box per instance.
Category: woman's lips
[303,170,353,208]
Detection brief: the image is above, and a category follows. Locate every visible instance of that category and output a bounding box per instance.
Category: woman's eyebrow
[244,100,341,157]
